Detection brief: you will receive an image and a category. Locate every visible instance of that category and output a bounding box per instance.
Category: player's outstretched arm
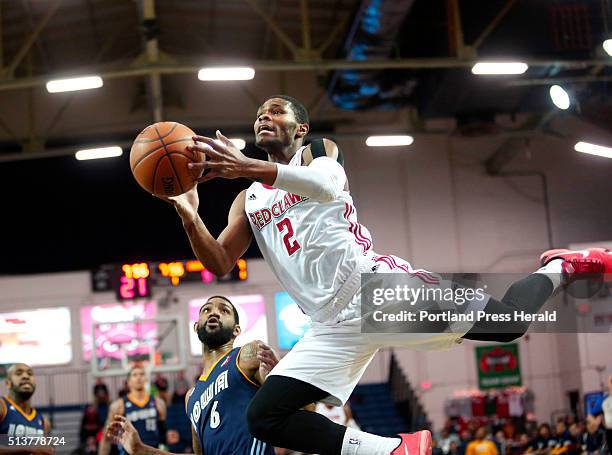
[107,415,180,455]
[99,399,124,455]
[237,340,279,385]
[166,188,252,276]
[189,131,347,202]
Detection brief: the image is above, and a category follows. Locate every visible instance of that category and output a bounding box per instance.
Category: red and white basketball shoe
[391,430,432,455]
[539,248,612,283]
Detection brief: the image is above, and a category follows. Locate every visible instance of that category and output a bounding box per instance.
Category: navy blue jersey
[0,396,45,436]
[187,347,274,455]
[119,394,159,455]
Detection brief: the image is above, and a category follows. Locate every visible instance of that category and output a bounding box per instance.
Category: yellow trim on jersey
[4,396,37,421]
[127,393,150,408]
[236,346,260,388]
[199,350,233,381]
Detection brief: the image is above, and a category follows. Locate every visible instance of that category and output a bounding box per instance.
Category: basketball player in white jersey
[161,95,612,455]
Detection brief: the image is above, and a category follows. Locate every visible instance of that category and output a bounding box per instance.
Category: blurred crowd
[432,414,608,455]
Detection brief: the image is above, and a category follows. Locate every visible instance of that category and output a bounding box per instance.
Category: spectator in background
[79,379,109,450]
[171,371,190,405]
[439,428,460,454]
[583,414,606,454]
[514,433,531,455]
[493,430,506,455]
[527,423,557,453]
[93,379,110,424]
[555,419,571,443]
[447,440,461,455]
[603,375,612,455]
[153,373,170,404]
[566,422,583,455]
[458,430,473,455]
[432,438,444,455]
[465,427,498,455]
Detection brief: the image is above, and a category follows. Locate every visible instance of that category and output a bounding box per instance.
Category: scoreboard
[91,259,248,301]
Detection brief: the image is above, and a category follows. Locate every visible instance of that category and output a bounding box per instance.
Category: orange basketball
[130,122,203,197]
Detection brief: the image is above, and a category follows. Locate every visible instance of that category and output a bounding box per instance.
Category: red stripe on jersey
[344,203,368,252]
[373,255,439,284]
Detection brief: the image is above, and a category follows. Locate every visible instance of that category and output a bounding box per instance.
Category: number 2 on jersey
[276,218,300,256]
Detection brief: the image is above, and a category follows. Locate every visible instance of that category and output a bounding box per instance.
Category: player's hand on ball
[257,342,279,379]
[187,130,253,182]
[107,415,143,455]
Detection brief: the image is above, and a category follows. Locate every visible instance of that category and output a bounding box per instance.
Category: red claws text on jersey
[248,193,308,230]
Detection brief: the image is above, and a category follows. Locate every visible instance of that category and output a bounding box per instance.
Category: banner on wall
[275,292,311,350]
[189,294,268,355]
[0,307,72,366]
[475,343,522,390]
[80,302,157,362]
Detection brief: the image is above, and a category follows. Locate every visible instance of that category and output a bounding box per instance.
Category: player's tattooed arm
[238,341,279,385]
[99,399,125,455]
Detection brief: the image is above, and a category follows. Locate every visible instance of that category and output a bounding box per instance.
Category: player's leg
[464,247,612,341]
[247,324,425,455]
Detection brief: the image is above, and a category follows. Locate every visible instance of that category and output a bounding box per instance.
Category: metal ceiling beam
[6,0,60,76]
[0,0,4,68]
[507,74,612,86]
[140,0,163,123]
[242,0,299,57]
[318,14,350,55]
[447,0,468,58]
[0,127,561,163]
[473,0,518,50]
[299,0,312,51]
[1,57,612,92]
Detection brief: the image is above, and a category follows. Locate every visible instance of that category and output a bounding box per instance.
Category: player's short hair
[204,295,240,325]
[266,94,309,124]
[127,365,146,380]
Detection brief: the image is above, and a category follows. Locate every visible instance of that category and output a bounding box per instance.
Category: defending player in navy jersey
[154,94,612,455]
[0,363,52,455]
[106,295,278,455]
[99,366,167,455]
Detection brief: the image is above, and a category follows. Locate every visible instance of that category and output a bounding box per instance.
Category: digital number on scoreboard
[91,259,248,300]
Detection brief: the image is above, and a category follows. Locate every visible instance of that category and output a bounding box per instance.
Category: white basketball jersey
[245,147,373,318]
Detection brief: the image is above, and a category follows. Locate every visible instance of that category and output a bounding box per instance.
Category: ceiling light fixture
[549,85,571,110]
[197,67,255,81]
[574,141,612,159]
[75,146,123,160]
[46,76,103,93]
[471,62,528,75]
[365,135,414,147]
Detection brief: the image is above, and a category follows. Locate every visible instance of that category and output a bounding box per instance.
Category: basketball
[130,122,203,197]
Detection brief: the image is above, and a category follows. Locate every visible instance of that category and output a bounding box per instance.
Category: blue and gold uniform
[0,396,45,437]
[119,394,159,455]
[187,347,274,455]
